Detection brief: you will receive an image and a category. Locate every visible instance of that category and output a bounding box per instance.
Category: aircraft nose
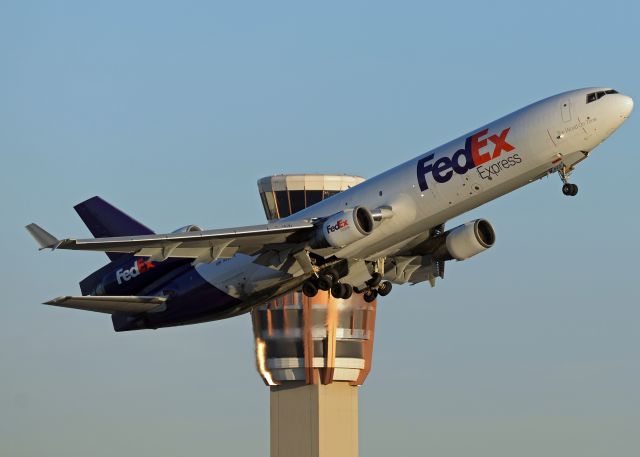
[621,95,634,118]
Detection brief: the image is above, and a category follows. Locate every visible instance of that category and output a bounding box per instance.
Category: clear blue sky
[1,1,638,456]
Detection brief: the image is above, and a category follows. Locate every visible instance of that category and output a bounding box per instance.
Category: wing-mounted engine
[436,219,495,261]
[311,206,375,249]
[385,219,496,286]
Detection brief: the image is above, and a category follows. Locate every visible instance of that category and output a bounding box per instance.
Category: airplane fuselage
[94,88,633,331]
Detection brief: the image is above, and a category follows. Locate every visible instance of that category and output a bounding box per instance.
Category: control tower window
[289,190,306,215]
[275,191,291,218]
[323,190,339,199]
[306,190,323,207]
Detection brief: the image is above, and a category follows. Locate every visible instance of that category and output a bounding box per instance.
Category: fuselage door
[561,99,572,123]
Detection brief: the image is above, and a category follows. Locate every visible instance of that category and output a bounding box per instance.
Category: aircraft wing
[26,220,315,262]
[45,295,167,314]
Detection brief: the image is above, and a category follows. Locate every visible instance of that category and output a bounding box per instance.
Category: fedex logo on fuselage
[327,219,349,233]
[417,127,515,191]
[116,259,155,284]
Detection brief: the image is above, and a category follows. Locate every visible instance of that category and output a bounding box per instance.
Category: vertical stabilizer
[74,196,154,260]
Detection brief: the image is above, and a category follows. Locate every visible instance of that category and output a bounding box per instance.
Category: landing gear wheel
[559,163,579,197]
[317,274,333,291]
[363,289,378,303]
[330,283,353,299]
[342,283,353,299]
[377,281,393,297]
[318,268,340,291]
[367,272,382,288]
[331,282,347,299]
[326,268,340,282]
[302,281,318,297]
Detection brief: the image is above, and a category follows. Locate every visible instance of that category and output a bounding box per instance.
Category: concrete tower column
[252,175,377,457]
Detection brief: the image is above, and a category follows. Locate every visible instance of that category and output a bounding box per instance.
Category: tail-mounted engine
[311,206,375,249]
[172,224,203,233]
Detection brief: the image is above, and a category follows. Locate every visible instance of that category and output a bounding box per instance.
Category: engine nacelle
[312,206,375,248]
[172,224,203,233]
[444,219,495,260]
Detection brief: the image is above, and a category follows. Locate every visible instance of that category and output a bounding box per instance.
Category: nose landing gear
[562,182,579,196]
[559,165,579,197]
[557,152,591,197]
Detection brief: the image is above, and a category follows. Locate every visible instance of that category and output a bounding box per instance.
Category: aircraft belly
[151,284,244,327]
[195,254,292,300]
[136,252,307,331]
[112,271,246,331]
[124,256,294,330]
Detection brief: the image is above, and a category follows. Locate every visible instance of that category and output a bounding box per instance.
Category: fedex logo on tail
[116,259,156,284]
[417,127,515,191]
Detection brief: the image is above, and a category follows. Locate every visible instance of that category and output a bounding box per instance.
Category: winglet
[25,223,61,250]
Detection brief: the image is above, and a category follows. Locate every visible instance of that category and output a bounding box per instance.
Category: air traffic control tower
[253,174,377,457]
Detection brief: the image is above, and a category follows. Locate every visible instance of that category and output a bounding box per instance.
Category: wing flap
[44,295,167,314]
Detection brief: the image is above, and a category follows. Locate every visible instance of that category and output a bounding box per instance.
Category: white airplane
[27,87,633,331]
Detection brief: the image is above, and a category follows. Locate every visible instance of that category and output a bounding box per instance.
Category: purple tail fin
[74,196,154,260]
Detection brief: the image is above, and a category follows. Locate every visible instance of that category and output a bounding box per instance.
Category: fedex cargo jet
[27,87,633,331]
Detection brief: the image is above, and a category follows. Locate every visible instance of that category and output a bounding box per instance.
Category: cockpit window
[586,89,619,104]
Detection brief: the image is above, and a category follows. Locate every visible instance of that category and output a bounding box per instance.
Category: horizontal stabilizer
[25,223,60,250]
[44,295,167,314]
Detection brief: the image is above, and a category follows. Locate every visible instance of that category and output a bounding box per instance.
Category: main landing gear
[331,282,353,300]
[301,269,393,301]
[360,280,393,303]
[354,272,392,302]
[358,281,393,302]
[302,281,319,298]
[302,267,353,299]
